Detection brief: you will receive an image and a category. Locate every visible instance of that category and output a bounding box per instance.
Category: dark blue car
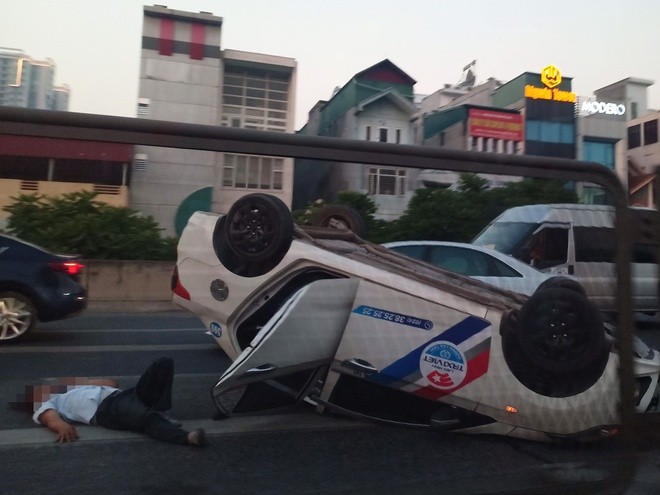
[0,234,87,342]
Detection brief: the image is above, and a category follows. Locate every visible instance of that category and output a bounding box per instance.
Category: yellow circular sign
[541,65,562,89]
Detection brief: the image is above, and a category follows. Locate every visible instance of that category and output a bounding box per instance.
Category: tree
[3,192,177,260]
[379,176,578,243]
[393,187,483,242]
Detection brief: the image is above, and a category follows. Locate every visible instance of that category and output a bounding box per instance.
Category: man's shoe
[187,428,207,447]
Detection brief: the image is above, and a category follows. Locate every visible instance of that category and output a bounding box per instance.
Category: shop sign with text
[468,109,524,141]
[525,65,576,103]
[579,99,626,116]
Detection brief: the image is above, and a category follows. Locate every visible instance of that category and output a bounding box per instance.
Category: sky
[2,0,660,130]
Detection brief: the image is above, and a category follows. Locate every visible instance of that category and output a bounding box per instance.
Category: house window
[365,126,371,141]
[583,140,615,170]
[222,153,283,190]
[628,124,641,149]
[643,119,658,145]
[379,128,388,143]
[367,167,407,196]
[526,121,574,144]
[631,102,638,120]
[220,67,289,132]
[395,129,401,144]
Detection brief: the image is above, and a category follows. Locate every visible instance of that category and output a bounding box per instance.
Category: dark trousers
[95,357,188,445]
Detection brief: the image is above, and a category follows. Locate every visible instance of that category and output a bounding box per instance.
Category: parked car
[172,194,659,442]
[382,241,553,296]
[472,204,659,315]
[0,233,87,342]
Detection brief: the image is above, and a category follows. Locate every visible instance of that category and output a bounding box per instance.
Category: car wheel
[224,194,294,263]
[312,205,366,237]
[516,286,607,374]
[0,291,36,342]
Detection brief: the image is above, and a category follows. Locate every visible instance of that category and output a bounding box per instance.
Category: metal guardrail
[0,106,655,492]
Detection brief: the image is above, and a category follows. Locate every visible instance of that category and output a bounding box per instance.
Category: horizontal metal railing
[0,106,655,490]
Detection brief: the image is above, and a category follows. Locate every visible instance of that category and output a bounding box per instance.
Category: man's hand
[37,409,80,443]
[53,422,79,443]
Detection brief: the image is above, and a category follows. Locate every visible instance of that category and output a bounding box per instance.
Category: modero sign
[580,100,626,116]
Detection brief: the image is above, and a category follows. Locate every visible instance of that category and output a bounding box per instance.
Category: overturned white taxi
[172,194,659,442]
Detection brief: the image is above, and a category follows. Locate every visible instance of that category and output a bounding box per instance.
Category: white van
[472,204,659,314]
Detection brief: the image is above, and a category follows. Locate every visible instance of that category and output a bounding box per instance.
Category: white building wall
[133,8,223,235]
[212,49,296,214]
[353,99,417,220]
[628,110,660,174]
[133,7,297,236]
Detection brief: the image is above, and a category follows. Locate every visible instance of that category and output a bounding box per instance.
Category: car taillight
[171,266,191,300]
[49,261,84,276]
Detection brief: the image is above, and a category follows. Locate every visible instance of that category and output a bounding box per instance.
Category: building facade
[0,136,132,228]
[0,48,69,110]
[627,109,660,207]
[421,66,655,206]
[296,59,418,220]
[420,104,524,189]
[133,6,297,236]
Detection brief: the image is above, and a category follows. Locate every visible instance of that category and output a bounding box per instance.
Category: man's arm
[37,409,80,443]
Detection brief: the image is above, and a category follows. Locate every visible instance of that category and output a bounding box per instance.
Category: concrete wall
[81,260,177,312]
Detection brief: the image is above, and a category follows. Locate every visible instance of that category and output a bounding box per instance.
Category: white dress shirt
[33,385,120,425]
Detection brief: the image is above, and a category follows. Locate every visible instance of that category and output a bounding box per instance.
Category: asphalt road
[0,312,658,494]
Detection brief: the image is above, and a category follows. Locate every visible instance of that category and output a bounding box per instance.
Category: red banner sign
[468,109,524,142]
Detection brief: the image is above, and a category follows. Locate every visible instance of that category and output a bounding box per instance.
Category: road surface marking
[0,414,374,447]
[0,344,216,354]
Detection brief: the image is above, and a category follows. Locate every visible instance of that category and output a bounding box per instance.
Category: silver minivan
[472,204,659,314]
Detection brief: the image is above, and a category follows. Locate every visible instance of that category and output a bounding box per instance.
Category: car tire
[0,291,36,342]
[535,276,587,296]
[224,193,294,263]
[516,286,607,374]
[311,205,366,237]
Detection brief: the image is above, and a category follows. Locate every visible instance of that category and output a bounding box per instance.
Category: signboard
[579,99,626,116]
[525,65,576,103]
[468,109,524,141]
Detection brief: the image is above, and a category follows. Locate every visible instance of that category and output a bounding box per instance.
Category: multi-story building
[419,103,524,189]
[0,47,69,110]
[133,6,297,236]
[627,109,660,207]
[420,66,656,206]
[296,59,418,220]
[0,50,126,229]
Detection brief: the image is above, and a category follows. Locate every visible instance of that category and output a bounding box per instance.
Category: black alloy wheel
[224,193,294,263]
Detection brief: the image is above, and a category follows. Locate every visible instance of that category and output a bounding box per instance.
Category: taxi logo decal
[420,342,467,390]
[368,315,491,397]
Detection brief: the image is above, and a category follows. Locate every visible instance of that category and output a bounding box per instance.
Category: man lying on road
[23,357,206,446]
